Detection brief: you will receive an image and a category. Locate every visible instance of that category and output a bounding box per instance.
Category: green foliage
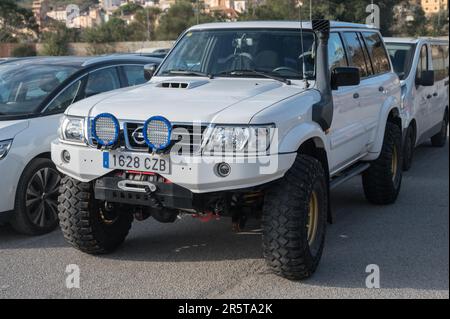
[428,10,449,36]
[12,44,36,57]
[155,0,225,40]
[41,22,73,56]
[0,0,38,42]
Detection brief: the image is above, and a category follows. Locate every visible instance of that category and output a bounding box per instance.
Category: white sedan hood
[66,77,307,124]
[0,119,29,140]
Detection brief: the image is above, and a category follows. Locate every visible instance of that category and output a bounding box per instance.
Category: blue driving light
[92,113,120,147]
[143,116,172,151]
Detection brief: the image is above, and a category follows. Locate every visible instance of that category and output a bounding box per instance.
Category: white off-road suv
[52,21,403,280]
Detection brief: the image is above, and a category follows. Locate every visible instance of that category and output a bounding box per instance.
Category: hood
[67,77,308,124]
[0,119,29,140]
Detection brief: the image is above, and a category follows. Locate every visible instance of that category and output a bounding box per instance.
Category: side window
[84,67,120,98]
[362,32,391,74]
[431,45,446,81]
[343,32,370,78]
[444,45,449,76]
[123,65,147,86]
[417,44,429,78]
[328,33,348,69]
[45,80,82,113]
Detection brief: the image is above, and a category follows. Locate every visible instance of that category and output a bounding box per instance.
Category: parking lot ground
[0,142,448,299]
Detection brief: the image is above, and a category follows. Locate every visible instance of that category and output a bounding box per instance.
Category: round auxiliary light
[92,113,120,147]
[143,116,172,151]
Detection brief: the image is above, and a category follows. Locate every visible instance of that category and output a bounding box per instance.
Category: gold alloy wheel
[307,191,319,247]
[391,147,398,181]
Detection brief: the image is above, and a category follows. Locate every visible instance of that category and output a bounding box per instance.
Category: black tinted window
[123,65,146,86]
[362,32,391,74]
[343,32,370,78]
[328,33,347,69]
[85,67,120,98]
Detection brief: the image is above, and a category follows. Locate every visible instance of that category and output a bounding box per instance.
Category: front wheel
[363,122,403,205]
[11,158,60,235]
[262,155,328,280]
[58,176,133,254]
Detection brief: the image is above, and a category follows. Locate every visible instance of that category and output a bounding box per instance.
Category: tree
[41,22,75,56]
[391,1,427,37]
[0,0,38,42]
[155,0,222,40]
[428,10,449,36]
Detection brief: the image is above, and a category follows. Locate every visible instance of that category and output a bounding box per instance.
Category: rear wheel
[11,158,60,235]
[58,176,133,254]
[431,112,448,147]
[363,122,403,205]
[403,125,415,171]
[262,155,327,280]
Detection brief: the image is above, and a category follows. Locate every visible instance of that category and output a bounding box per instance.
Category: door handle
[378,86,385,92]
[427,94,432,99]
[353,93,360,99]
[433,92,438,97]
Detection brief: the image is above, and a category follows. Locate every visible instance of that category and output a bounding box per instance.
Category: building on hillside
[420,0,448,15]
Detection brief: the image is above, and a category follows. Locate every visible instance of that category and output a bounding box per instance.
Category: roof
[385,37,449,45]
[0,55,162,69]
[188,20,377,31]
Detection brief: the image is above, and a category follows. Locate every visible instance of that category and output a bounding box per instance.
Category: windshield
[157,29,316,80]
[0,63,78,116]
[386,43,416,80]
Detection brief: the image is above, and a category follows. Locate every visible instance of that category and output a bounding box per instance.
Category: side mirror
[415,70,435,87]
[331,67,360,90]
[144,63,157,81]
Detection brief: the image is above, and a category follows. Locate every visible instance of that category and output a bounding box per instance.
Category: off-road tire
[363,122,403,205]
[262,155,328,280]
[403,125,415,171]
[58,176,133,254]
[431,113,448,147]
[11,158,60,235]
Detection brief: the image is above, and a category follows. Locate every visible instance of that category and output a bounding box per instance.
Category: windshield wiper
[163,69,213,78]
[215,69,291,85]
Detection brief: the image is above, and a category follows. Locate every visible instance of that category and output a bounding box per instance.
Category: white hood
[0,119,29,140]
[66,77,308,124]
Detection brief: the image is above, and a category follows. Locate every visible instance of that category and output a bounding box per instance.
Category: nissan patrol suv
[52,21,403,280]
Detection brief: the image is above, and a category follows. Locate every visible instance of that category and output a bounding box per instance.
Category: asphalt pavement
[0,142,448,299]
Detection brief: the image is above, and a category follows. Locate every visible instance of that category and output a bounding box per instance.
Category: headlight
[0,139,13,160]
[203,125,275,154]
[59,116,85,143]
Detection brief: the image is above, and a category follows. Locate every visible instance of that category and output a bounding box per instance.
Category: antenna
[298,1,309,87]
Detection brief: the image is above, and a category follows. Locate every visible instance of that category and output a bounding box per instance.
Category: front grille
[124,122,207,154]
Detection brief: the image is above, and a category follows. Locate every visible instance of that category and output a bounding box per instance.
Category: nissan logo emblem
[131,126,146,145]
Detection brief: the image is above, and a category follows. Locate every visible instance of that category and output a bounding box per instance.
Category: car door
[414,44,433,141]
[328,32,363,170]
[430,44,448,129]
[328,31,375,171]
[360,31,397,147]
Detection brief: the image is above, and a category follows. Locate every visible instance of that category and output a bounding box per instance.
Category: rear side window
[123,65,147,86]
[85,67,121,98]
[431,45,447,81]
[362,32,391,74]
[343,32,370,78]
[328,33,348,69]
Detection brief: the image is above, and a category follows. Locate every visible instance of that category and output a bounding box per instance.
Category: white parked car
[385,38,449,170]
[52,21,402,280]
[0,55,161,235]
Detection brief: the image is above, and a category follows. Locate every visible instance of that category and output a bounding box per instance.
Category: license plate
[103,151,170,174]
